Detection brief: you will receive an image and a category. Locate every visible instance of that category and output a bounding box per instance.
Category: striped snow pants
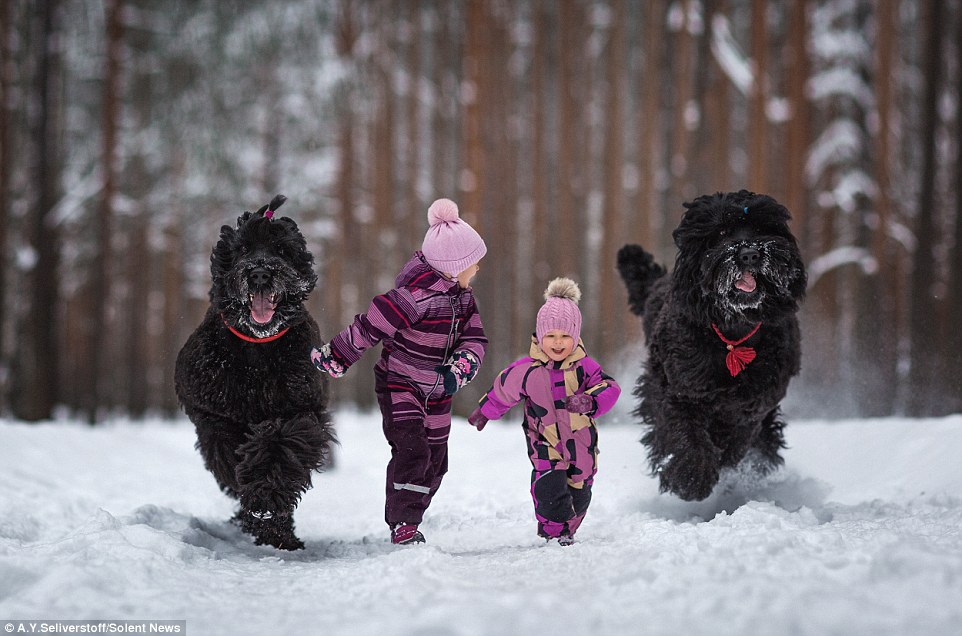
[376,369,453,526]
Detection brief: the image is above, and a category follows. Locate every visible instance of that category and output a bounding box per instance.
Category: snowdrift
[1,412,960,636]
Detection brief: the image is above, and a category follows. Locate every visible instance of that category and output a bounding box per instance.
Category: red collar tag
[711,322,761,377]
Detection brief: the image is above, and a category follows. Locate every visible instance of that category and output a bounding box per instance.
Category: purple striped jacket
[329,252,487,399]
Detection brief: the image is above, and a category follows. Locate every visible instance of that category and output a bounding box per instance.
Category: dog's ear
[210,225,238,284]
[217,224,237,247]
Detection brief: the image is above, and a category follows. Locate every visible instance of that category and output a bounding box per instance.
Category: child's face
[540,330,574,362]
[454,262,480,289]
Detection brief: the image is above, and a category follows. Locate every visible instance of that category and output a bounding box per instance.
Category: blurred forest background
[1,0,961,423]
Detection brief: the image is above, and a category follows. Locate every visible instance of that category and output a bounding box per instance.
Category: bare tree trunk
[126,203,150,417]
[701,0,731,193]
[785,0,810,247]
[557,0,580,277]
[747,0,768,192]
[668,0,695,213]
[404,0,422,253]
[84,0,123,423]
[861,0,899,415]
[124,7,155,418]
[907,0,945,415]
[16,0,63,421]
[638,0,665,258]
[946,1,962,414]
[373,5,397,287]
[161,223,184,415]
[462,0,485,216]
[326,0,358,345]
[431,0,458,198]
[531,0,549,286]
[600,0,626,358]
[0,0,12,413]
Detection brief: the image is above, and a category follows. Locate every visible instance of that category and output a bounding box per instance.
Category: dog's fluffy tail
[616,244,667,316]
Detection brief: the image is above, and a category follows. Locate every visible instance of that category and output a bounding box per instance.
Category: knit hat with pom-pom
[536,277,583,345]
[421,198,487,276]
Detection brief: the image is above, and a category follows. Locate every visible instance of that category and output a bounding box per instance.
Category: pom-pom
[544,277,581,304]
[428,198,460,226]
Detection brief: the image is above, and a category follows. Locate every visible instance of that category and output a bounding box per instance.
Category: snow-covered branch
[710,14,752,96]
[807,246,878,289]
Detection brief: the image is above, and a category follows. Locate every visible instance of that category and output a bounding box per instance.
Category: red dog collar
[221,314,289,343]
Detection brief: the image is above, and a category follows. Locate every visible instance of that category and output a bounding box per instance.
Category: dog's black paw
[659,446,722,502]
[232,509,305,551]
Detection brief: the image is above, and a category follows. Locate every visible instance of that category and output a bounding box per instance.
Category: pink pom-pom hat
[536,277,583,344]
[421,198,487,276]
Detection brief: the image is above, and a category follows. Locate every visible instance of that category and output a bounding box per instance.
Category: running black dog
[617,190,806,501]
[175,195,335,549]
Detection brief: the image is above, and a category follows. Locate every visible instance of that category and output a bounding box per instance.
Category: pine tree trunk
[15,0,63,422]
[87,0,123,422]
[747,0,769,192]
[860,0,899,415]
[946,2,962,414]
[0,0,12,413]
[600,0,627,357]
[907,0,946,415]
[639,0,665,258]
[785,0,810,247]
[557,0,580,278]
[462,0,484,217]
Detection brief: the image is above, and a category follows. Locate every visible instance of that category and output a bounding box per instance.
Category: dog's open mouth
[249,291,278,324]
[734,271,757,293]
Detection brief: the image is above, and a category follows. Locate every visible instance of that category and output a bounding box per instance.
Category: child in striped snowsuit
[311,199,487,545]
[469,278,620,545]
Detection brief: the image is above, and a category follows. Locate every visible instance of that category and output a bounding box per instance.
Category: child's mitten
[439,351,480,395]
[310,343,347,378]
[564,393,596,415]
[467,408,488,431]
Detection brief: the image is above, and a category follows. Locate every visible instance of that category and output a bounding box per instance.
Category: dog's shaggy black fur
[617,190,806,501]
[175,195,335,549]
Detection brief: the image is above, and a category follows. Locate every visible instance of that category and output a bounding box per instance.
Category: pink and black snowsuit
[477,338,620,538]
[327,252,487,526]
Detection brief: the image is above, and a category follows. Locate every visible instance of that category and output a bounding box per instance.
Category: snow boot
[233,508,305,551]
[540,531,575,546]
[391,523,425,545]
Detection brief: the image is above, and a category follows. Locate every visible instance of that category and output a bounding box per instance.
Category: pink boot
[391,523,425,545]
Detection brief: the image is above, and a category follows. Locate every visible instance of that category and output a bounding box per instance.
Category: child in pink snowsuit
[468,278,620,544]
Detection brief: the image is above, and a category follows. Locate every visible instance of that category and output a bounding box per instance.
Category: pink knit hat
[536,278,583,344]
[421,198,487,276]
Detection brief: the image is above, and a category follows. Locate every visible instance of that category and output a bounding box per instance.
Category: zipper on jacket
[425,295,460,409]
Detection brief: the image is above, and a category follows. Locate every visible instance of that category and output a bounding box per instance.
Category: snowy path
[1,412,961,636]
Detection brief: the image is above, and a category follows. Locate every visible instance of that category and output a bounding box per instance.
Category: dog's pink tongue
[735,271,757,293]
[250,292,276,324]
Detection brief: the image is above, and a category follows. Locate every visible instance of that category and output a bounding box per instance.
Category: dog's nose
[738,247,760,267]
[249,267,272,287]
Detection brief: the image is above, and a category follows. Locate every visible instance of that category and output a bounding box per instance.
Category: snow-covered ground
[1,410,961,636]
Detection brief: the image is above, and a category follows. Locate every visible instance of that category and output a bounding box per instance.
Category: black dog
[617,190,806,501]
[175,195,335,549]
